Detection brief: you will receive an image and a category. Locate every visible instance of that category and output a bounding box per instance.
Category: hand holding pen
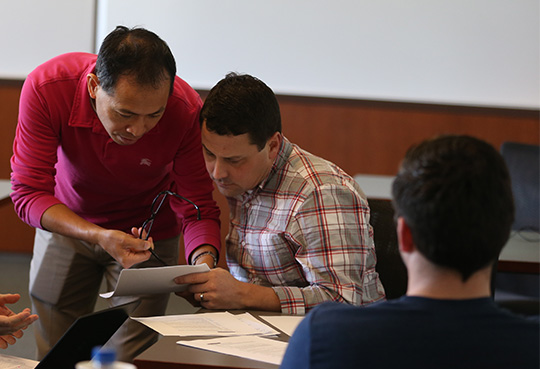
[131,226,168,267]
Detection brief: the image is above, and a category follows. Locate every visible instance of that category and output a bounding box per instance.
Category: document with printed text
[177,336,288,365]
[259,315,305,337]
[100,264,209,298]
[132,311,279,337]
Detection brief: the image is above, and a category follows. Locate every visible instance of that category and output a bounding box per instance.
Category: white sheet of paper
[100,264,209,298]
[132,311,276,337]
[0,354,38,369]
[259,315,305,337]
[177,336,288,366]
[232,313,280,336]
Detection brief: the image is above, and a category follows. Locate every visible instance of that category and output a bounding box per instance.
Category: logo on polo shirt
[140,158,152,166]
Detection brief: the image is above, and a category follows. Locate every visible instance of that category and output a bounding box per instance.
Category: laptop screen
[35,300,139,369]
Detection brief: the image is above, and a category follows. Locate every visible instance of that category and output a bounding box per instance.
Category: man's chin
[214,182,241,197]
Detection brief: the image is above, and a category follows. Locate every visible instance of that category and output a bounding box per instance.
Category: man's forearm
[40,203,153,269]
[240,283,281,312]
[40,203,104,244]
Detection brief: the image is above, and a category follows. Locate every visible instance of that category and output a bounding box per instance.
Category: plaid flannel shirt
[226,138,386,315]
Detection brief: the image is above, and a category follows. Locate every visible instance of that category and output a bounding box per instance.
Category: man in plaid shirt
[176,73,385,314]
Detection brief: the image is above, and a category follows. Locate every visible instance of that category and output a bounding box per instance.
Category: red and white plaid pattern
[226,138,386,315]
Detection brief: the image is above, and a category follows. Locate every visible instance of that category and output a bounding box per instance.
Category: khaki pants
[29,228,180,362]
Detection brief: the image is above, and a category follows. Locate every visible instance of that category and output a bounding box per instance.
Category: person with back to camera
[175,73,385,314]
[281,135,540,369]
[10,26,221,362]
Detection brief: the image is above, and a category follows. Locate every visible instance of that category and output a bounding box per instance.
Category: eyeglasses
[139,190,201,266]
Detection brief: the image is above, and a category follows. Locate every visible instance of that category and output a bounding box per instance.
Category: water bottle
[75,346,136,369]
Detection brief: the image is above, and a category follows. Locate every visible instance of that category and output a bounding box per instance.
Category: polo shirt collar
[67,62,108,135]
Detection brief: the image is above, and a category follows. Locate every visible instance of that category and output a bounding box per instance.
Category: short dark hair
[392,135,514,281]
[200,73,281,150]
[94,26,176,94]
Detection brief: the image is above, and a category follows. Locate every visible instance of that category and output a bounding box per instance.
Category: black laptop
[35,300,139,369]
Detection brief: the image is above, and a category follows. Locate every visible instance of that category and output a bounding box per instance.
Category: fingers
[126,235,153,253]
[175,291,199,307]
[10,329,24,339]
[0,310,39,335]
[197,291,208,303]
[0,336,8,349]
[0,294,21,305]
[130,227,141,238]
[130,227,152,244]
[0,332,20,349]
[174,270,211,286]
[117,235,154,268]
[177,290,208,308]
[119,250,152,269]
[99,229,153,266]
[14,312,39,332]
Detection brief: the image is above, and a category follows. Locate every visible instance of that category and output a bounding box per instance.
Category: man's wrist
[190,244,218,266]
[192,251,218,267]
[241,283,281,312]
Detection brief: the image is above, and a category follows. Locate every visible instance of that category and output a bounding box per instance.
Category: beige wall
[2,82,539,254]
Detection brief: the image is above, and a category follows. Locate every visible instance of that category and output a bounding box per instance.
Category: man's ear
[87,73,100,99]
[267,132,282,160]
[397,216,415,253]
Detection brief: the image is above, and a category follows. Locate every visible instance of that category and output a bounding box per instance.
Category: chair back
[368,198,408,299]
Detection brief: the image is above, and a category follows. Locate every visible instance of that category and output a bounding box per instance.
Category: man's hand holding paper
[100,264,210,298]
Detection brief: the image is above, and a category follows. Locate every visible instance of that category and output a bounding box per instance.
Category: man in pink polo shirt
[10,26,220,362]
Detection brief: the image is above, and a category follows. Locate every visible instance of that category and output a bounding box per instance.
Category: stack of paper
[132,311,296,365]
[133,311,279,337]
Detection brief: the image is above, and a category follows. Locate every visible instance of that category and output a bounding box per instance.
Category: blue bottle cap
[91,346,116,364]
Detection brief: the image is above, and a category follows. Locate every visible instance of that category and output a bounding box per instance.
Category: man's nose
[126,118,147,137]
[212,159,228,180]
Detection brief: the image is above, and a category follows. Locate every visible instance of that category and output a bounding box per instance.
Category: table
[134,311,289,369]
[0,179,11,206]
[498,231,540,274]
[353,174,393,200]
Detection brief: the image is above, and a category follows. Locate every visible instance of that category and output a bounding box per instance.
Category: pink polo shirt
[11,52,221,259]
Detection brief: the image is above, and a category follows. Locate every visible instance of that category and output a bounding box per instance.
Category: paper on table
[235,313,280,336]
[177,336,288,366]
[259,315,305,337]
[132,311,277,337]
[100,264,209,298]
[0,354,39,369]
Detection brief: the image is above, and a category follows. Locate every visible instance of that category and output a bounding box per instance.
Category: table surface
[134,311,287,369]
[498,231,540,274]
[354,174,393,199]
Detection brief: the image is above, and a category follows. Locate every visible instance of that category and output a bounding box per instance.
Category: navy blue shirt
[281,297,539,369]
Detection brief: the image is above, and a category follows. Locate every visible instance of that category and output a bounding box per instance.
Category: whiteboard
[96,0,539,109]
[0,0,96,80]
[7,0,536,109]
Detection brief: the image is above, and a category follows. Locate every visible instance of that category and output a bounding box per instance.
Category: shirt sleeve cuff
[272,286,306,315]
[183,219,221,262]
